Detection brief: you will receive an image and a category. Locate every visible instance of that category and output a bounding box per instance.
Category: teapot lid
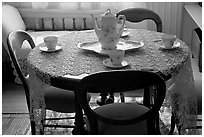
[102,9,115,17]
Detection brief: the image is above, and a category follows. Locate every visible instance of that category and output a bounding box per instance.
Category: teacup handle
[117,15,126,36]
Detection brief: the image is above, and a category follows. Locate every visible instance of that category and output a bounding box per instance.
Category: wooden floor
[2,114,31,135]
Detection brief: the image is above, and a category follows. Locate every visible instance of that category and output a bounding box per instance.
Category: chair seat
[92,103,150,135]
[44,86,91,113]
[44,86,76,113]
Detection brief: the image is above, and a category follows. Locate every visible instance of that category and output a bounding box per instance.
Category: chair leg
[177,126,182,135]
[29,107,37,135]
[169,112,176,135]
[40,119,45,135]
[155,112,161,134]
[30,120,36,135]
[143,87,150,107]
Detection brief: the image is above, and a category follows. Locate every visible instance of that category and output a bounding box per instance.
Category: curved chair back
[7,30,35,107]
[7,30,85,135]
[78,70,166,134]
[7,30,36,134]
[116,8,162,32]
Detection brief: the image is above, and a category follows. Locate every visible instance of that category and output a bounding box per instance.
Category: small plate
[103,58,129,68]
[40,45,62,52]
[159,41,180,50]
[77,40,144,55]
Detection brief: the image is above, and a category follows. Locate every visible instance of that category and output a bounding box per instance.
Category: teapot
[90,9,126,50]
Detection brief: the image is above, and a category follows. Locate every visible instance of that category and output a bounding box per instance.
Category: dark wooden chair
[6,30,90,134]
[77,70,166,135]
[116,8,162,32]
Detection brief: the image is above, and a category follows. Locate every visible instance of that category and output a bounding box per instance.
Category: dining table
[26,28,197,135]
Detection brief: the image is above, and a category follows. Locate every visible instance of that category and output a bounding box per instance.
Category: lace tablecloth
[27,29,197,134]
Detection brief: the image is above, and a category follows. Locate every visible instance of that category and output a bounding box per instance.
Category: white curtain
[5,2,148,29]
[31,2,146,10]
[4,2,146,10]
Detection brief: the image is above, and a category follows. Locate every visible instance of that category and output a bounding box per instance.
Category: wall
[146,2,198,39]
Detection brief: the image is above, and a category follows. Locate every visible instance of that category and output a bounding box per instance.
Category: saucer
[103,58,129,68]
[40,45,62,52]
[77,40,144,55]
[159,41,180,50]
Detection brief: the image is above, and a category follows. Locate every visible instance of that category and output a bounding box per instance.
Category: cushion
[91,103,150,135]
[44,86,76,113]
[44,86,91,113]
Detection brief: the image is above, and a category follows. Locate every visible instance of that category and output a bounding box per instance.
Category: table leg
[96,93,107,106]
[97,92,114,105]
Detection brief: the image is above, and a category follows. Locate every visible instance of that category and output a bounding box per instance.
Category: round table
[27,29,197,134]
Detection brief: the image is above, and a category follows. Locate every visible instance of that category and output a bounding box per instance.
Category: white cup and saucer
[103,49,129,68]
[40,36,62,52]
[160,34,180,49]
[117,23,130,38]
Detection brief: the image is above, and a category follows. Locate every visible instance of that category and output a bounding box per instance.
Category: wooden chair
[77,70,166,135]
[116,8,162,32]
[116,8,168,133]
[6,30,90,135]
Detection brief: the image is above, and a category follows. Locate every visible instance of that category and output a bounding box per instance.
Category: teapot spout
[90,14,100,37]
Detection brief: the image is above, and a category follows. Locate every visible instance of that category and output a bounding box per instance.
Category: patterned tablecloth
[26,29,197,134]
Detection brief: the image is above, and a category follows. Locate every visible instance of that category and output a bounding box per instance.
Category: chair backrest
[78,70,166,134]
[7,30,35,111]
[116,8,162,32]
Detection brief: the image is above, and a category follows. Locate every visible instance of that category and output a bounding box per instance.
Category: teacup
[108,49,125,65]
[162,34,176,49]
[44,36,58,50]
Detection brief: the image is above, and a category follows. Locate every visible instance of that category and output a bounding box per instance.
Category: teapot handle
[117,15,126,36]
